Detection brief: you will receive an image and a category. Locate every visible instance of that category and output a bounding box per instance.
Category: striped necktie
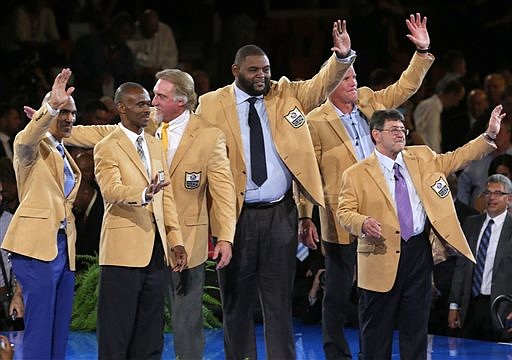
[136,136,150,178]
[471,219,494,297]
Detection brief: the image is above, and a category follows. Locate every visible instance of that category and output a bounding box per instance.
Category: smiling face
[484,181,511,217]
[117,87,151,134]
[232,54,271,96]
[49,97,77,141]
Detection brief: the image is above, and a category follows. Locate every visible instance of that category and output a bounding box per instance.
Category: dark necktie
[247,97,267,186]
[56,143,74,197]
[472,219,494,297]
[136,136,150,178]
[393,163,414,241]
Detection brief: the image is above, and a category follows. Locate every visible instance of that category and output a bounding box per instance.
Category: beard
[236,75,270,96]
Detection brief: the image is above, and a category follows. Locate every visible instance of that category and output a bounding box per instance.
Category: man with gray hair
[151,68,236,360]
[449,173,512,341]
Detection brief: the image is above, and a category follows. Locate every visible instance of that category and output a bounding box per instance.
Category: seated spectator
[71,12,135,108]
[0,158,18,214]
[435,49,466,94]
[127,9,178,91]
[485,73,507,108]
[0,104,23,160]
[368,68,393,91]
[77,100,111,126]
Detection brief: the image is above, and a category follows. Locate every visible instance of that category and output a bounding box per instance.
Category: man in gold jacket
[2,68,81,360]
[93,82,186,359]
[196,18,355,360]
[337,106,505,359]
[297,13,434,359]
[151,69,236,360]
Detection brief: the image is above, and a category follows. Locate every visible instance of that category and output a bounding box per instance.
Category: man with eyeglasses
[448,173,512,341]
[1,68,82,359]
[337,105,505,359]
[298,13,433,360]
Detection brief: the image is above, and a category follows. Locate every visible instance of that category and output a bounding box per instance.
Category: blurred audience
[71,12,135,109]
[127,9,178,90]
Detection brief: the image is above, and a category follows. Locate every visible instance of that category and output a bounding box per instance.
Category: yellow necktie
[161,122,169,151]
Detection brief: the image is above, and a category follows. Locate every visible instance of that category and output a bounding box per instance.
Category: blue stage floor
[3,324,512,359]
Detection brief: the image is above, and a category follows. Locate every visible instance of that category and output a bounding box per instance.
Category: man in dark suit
[448,174,512,341]
[337,106,505,359]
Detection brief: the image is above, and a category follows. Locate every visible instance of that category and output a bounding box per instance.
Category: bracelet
[416,47,430,54]
[483,132,497,142]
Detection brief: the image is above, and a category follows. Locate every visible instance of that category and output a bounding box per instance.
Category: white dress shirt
[375,149,427,236]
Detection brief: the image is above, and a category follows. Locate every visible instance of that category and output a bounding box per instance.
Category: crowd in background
[1,0,512,352]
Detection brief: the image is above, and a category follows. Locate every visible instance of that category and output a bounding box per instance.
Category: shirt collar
[46,132,62,147]
[234,83,263,105]
[118,123,144,144]
[375,148,405,173]
[486,209,508,226]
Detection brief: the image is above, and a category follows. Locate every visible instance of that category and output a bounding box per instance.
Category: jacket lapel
[44,137,65,194]
[324,101,358,162]
[493,214,512,273]
[169,118,198,176]
[116,129,150,181]
[364,154,395,210]
[221,86,245,163]
[402,150,423,199]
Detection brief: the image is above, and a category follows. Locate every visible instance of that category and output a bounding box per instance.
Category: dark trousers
[359,233,433,360]
[11,232,75,360]
[218,195,298,360]
[461,295,497,341]
[97,236,166,360]
[168,263,205,360]
[322,240,357,360]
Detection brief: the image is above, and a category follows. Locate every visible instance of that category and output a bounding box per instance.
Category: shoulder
[199,85,232,103]
[96,127,122,147]
[306,101,331,121]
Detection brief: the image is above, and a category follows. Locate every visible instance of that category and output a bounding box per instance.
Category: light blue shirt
[333,104,374,160]
[234,85,292,203]
[375,150,427,236]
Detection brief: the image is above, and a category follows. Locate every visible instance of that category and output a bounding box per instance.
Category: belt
[243,192,291,209]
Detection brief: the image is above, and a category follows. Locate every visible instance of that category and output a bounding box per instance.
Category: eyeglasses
[482,190,511,197]
[377,128,409,136]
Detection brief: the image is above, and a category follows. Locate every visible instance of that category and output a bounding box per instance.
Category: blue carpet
[3,324,512,359]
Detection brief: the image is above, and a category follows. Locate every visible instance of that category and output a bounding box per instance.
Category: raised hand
[331,20,351,58]
[47,68,75,110]
[405,13,430,50]
[486,104,506,137]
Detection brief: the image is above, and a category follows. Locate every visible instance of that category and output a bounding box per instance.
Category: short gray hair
[487,173,512,193]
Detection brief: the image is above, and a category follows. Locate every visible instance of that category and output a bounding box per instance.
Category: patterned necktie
[393,163,414,241]
[296,242,310,261]
[56,143,74,197]
[247,97,267,186]
[136,136,150,178]
[472,219,494,297]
